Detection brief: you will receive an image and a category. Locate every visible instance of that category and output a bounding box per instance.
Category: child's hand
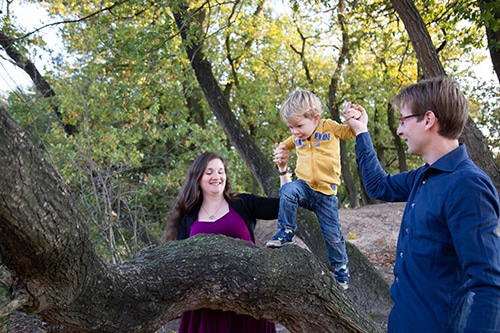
[342,102,369,135]
[273,143,289,169]
[342,102,363,120]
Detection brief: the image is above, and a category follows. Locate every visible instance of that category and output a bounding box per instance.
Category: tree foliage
[1,0,498,258]
[1,0,498,260]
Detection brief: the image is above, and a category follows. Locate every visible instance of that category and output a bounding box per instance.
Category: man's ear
[424,110,438,130]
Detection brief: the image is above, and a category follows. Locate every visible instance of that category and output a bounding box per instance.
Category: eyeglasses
[398,114,422,125]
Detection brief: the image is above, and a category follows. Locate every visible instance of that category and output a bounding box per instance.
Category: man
[343,76,500,332]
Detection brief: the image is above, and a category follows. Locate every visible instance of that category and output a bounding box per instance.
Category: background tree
[477,0,500,83]
[390,0,500,191]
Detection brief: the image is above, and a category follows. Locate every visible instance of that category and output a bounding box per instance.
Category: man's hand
[342,102,369,135]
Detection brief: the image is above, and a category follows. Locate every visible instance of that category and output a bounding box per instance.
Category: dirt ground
[339,202,405,283]
[256,202,405,284]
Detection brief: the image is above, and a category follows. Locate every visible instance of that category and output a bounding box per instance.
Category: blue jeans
[278,180,348,269]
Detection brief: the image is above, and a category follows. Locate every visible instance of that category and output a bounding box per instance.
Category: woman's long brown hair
[161,152,237,242]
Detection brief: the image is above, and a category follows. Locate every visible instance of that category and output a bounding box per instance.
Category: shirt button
[400,252,404,258]
[405,228,409,234]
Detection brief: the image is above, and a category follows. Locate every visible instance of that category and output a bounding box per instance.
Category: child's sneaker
[266,228,295,248]
[334,264,350,290]
[337,281,349,290]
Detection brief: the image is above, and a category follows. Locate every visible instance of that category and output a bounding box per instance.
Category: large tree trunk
[389,0,446,78]
[0,105,386,333]
[390,0,500,194]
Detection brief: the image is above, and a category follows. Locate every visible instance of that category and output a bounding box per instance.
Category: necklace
[201,199,225,220]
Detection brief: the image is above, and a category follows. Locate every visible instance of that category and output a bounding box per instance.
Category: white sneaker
[338,281,349,290]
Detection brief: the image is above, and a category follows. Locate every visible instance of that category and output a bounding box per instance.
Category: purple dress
[178,207,277,333]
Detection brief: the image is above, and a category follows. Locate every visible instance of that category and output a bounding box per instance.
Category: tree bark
[389,0,446,78]
[373,107,387,172]
[390,0,500,194]
[0,104,385,333]
[387,102,408,172]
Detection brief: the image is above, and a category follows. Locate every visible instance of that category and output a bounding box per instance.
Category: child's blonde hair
[280,89,322,122]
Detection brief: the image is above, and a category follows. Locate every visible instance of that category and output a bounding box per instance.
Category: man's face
[397,105,425,156]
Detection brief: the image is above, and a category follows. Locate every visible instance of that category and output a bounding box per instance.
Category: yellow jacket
[282,119,356,195]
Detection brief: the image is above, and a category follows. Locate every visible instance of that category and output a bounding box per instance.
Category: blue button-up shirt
[356,132,500,332]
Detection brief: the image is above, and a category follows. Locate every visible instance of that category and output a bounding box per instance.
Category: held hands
[342,102,369,135]
[273,143,289,171]
[274,143,291,186]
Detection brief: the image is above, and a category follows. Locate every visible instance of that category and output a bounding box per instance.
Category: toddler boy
[266,90,358,290]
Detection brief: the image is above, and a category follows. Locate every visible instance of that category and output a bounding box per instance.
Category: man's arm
[343,102,411,202]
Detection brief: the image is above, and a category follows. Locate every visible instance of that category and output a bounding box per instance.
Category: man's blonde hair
[280,89,322,122]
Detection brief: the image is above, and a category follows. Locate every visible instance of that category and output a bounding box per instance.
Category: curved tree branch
[0,290,33,318]
[0,90,387,332]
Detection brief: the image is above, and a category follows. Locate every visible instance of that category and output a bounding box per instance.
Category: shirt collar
[425,143,469,174]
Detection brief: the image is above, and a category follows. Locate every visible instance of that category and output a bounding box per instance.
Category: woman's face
[199,158,226,196]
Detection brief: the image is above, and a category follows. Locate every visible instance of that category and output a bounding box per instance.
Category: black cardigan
[177,193,279,243]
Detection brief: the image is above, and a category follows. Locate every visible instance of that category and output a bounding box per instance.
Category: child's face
[285,114,320,140]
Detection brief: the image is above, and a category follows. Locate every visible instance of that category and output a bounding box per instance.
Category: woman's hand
[274,143,291,186]
[273,143,289,170]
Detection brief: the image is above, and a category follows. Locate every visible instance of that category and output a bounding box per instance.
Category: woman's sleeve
[177,216,190,240]
[244,193,280,220]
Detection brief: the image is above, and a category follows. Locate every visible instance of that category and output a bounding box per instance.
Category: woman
[163,152,289,333]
